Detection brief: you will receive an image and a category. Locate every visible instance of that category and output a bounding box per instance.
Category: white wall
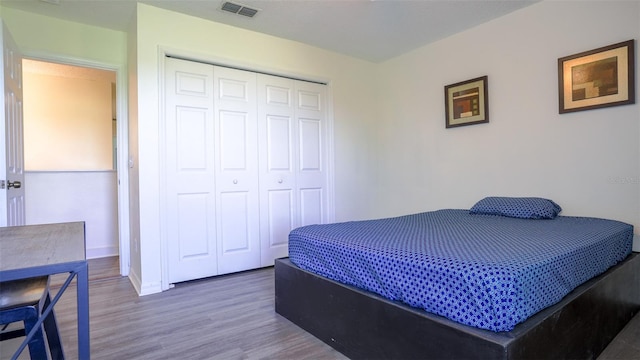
[25,171,119,258]
[375,1,640,233]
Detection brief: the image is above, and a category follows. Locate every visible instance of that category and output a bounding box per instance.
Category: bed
[275,197,640,359]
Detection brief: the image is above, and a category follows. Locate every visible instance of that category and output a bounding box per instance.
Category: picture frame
[444,76,489,128]
[558,39,635,114]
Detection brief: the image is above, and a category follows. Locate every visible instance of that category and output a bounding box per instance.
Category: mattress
[288,209,633,332]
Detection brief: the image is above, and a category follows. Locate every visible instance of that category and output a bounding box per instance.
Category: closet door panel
[298,118,321,171]
[258,75,297,265]
[266,189,294,245]
[267,115,293,170]
[165,57,331,283]
[219,192,252,253]
[296,81,327,226]
[214,66,261,274]
[219,110,250,170]
[165,58,218,284]
[300,188,323,226]
[264,114,295,253]
[177,194,211,256]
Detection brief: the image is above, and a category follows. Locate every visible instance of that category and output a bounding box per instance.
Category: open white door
[0,21,25,227]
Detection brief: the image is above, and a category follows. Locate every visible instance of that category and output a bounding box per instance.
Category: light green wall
[132,3,379,294]
[126,9,141,295]
[375,1,640,230]
[1,6,131,278]
[6,2,637,296]
[2,7,125,65]
[1,3,380,296]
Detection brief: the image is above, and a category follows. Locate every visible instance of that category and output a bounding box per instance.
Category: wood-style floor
[2,256,639,359]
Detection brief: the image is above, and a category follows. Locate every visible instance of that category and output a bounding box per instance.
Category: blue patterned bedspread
[288,210,633,332]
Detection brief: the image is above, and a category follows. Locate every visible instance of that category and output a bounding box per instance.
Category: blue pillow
[469,197,562,219]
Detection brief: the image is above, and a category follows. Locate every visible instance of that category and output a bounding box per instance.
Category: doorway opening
[21,58,125,273]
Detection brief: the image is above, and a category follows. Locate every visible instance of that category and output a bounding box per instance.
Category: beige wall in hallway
[23,59,116,171]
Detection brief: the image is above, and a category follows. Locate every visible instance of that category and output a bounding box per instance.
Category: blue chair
[0,276,64,359]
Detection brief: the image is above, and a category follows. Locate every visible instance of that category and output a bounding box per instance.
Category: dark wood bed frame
[275,253,640,359]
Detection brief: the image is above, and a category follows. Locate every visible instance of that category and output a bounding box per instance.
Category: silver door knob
[233,179,238,184]
[8,181,21,189]
[278,179,283,184]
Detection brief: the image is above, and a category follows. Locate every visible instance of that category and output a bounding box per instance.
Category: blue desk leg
[76,262,90,359]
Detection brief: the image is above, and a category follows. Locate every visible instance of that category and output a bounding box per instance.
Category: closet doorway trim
[157,47,336,291]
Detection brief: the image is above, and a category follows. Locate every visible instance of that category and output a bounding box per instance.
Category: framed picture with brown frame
[444,76,489,128]
[558,39,635,114]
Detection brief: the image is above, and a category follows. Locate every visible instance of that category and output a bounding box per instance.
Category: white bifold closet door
[214,66,261,275]
[165,57,328,284]
[165,58,218,283]
[257,76,328,265]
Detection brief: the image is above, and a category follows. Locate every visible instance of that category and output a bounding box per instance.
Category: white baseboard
[128,269,142,295]
[86,246,119,259]
[127,268,162,296]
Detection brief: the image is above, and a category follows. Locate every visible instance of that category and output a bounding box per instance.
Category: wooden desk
[0,222,89,359]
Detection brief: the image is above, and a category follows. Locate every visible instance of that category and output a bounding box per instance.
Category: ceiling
[1,0,538,63]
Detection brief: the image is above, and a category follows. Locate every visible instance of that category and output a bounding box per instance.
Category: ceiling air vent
[221,1,259,18]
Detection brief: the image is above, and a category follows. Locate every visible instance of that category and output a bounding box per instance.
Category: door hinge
[0,180,4,190]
